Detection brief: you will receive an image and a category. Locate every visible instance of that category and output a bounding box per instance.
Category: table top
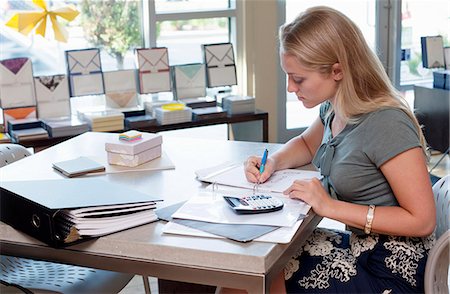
[0,132,319,288]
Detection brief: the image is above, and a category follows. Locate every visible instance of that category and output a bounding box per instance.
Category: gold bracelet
[364,205,375,234]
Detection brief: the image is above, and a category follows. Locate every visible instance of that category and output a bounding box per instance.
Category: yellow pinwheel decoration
[5,0,80,43]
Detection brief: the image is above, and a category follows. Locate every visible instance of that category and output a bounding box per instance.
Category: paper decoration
[66,48,104,97]
[5,0,79,43]
[173,63,206,99]
[203,43,237,87]
[35,75,71,118]
[0,58,36,109]
[136,48,171,94]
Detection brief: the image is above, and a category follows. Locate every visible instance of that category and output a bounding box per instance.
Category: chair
[424,175,450,294]
[0,143,136,293]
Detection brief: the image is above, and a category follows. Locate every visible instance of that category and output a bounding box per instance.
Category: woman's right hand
[244,156,276,184]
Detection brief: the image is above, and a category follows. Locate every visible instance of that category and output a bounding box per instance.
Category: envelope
[3,107,37,131]
[104,70,139,108]
[136,48,170,73]
[0,57,36,108]
[136,48,171,93]
[105,92,138,108]
[66,49,104,96]
[34,75,71,118]
[173,64,206,99]
[203,43,237,87]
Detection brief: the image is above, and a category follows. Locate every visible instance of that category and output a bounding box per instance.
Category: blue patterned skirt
[284,228,435,293]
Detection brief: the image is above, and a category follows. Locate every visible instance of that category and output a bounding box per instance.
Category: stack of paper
[42,116,89,138]
[159,162,321,243]
[78,109,124,132]
[154,106,192,125]
[8,118,49,142]
[180,96,217,109]
[222,95,255,115]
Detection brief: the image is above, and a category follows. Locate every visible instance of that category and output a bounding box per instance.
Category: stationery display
[3,107,37,131]
[41,116,89,138]
[433,70,450,90]
[10,127,49,142]
[0,178,163,247]
[221,95,255,115]
[52,156,106,177]
[34,75,71,118]
[191,106,227,121]
[421,35,445,69]
[0,57,36,109]
[77,109,124,132]
[173,63,206,100]
[103,70,139,109]
[155,103,192,125]
[66,48,104,97]
[7,117,48,142]
[123,108,157,129]
[180,96,217,109]
[124,114,157,129]
[105,131,163,167]
[203,43,237,88]
[136,47,171,94]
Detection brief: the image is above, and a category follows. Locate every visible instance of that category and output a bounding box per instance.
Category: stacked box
[105,131,162,167]
[222,95,255,115]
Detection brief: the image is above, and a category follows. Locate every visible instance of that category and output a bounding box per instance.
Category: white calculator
[223,195,284,214]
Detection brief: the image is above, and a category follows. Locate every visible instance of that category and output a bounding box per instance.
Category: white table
[0,132,321,293]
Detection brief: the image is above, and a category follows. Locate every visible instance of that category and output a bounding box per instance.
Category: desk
[16,110,269,149]
[0,133,319,293]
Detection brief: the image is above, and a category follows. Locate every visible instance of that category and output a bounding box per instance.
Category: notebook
[53,156,105,177]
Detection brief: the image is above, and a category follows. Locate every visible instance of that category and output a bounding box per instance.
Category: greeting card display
[3,107,37,131]
[66,48,104,97]
[173,63,206,100]
[0,57,36,109]
[136,48,171,94]
[104,70,139,108]
[35,75,71,118]
[203,43,237,88]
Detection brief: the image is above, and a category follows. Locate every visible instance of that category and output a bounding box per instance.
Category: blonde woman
[243,6,436,293]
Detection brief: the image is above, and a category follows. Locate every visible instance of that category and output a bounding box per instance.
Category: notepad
[53,156,105,177]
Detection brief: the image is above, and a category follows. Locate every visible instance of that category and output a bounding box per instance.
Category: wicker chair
[0,143,137,293]
[424,175,449,294]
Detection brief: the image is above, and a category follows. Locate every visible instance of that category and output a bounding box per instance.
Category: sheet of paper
[197,162,321,193]
[163,218,303,244]
[171,189,310,227]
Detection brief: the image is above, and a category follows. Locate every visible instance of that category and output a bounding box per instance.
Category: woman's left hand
[283,178,333,217]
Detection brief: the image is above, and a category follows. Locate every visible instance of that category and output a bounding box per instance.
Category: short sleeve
[363,108,421,167]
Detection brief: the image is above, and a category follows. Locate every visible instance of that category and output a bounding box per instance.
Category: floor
[119,125,449,294]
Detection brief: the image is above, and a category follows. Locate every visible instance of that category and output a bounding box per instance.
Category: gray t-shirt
[313,102,421,208]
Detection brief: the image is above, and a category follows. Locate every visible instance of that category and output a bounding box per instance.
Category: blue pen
[259,148,268,174]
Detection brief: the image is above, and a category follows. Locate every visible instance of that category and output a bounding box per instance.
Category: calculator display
[223,195,284,214]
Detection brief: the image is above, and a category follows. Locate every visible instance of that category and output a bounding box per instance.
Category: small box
[105,132,162,155]
[107,145,162,167]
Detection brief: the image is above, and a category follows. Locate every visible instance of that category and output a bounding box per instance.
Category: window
[1,0,236,114]
[399,0,450,87]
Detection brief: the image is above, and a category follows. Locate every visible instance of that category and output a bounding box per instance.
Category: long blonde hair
[279,6,427,152]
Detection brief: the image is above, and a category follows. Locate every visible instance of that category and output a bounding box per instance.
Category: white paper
[172,189,310,227]
[35,76,71,118]
[207,66,237,87]
[174,64,206,99]
[140,71,171,93]
[67,49,102,74]
[163,218,303,244]
[0,59,36,108]
[71,73,104,96]
[197,162,321,193]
